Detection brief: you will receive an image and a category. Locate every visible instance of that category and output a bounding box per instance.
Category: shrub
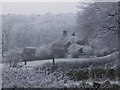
[106,69,117,80]
[94,68,106,79]
[4,50,23,67]
[71,51,80,58]
[117,68,120,80]
[35,44,52,60]
[66,69,89,81]
[83,45,94,56]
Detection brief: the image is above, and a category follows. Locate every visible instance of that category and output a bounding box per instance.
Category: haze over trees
[2,2,118,57]
[2,13,76,53]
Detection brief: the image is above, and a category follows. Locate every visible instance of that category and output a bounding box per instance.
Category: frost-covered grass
[2,63,120,88]
[2,64,71,88]
[2,52,119,88]
[66,67,119,81]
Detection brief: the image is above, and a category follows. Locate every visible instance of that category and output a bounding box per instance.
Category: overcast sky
[2,2,78,15]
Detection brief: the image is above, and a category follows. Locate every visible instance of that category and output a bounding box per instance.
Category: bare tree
[2,16,16,53]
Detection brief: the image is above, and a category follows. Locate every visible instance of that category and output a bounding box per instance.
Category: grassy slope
[19,52,118,70]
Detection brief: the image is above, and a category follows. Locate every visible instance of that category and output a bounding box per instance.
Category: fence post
[52,54,55,66]
[52,53,57,72]
[25,60,27,65]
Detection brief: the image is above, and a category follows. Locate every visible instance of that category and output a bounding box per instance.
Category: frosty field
[2,52,119,88]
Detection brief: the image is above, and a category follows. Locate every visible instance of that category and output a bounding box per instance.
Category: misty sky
[2,2,78,15]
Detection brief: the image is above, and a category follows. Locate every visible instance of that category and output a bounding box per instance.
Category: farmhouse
[21,31,92,63]
[50,31,86,58]
[50,31,70,58]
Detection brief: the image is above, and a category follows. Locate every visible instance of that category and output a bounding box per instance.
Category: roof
[24,47,37,49]
[23,47,36,53]
[50,33,86,51]
[68,43,84,54]
[76,40,86,45]
[68,43,84,52]
[55,36,68,45]
[52,34,79,45]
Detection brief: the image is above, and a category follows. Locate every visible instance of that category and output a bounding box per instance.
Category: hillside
[2,52,119,88]
[19,52,118,70]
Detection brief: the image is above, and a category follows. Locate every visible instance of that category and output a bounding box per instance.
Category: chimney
[63,31,67,36]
